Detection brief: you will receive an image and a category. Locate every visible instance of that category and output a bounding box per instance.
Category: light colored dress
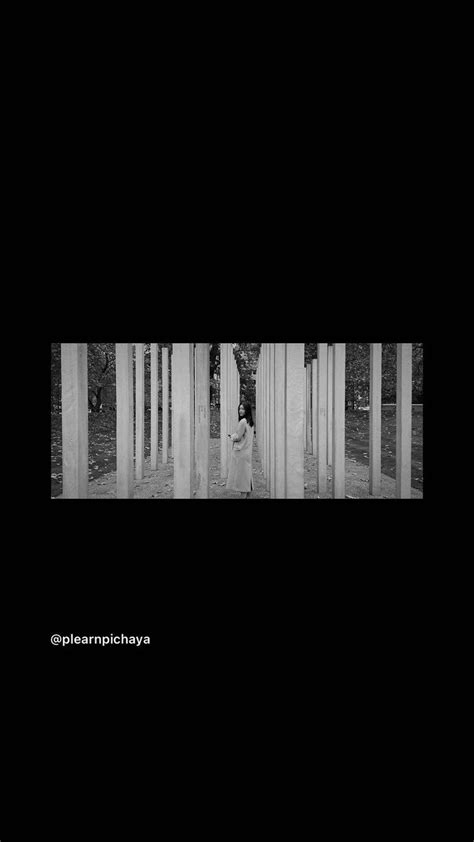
[226,419,254,493]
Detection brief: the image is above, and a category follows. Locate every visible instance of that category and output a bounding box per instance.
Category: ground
[51,406,423,498]
[53,436,423,499]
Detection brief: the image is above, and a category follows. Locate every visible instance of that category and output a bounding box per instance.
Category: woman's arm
[231,419,247,442]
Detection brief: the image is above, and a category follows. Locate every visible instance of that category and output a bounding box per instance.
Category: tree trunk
[89,387,103,411]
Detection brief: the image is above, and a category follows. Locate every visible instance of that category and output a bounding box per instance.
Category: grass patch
[345,406,423,490]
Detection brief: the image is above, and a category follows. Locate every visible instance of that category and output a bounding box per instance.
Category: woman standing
[226,403,255,498]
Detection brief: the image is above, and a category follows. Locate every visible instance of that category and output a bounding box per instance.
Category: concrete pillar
[226,344,232,472]
[190,344,195,486]
[236,358,239,410]
[263,343,267,486]
[306,364,312,453]
[270,343,276,498]
[135,343,145,481]
[230,349,237,453]
[61,343,88,498]
[266,344,271,491]
[396,343,412,498]
[236,361,239,411]
[260,351,263,460]
[220,343,228,479]
[369,343,382,496]
[162,347,169,463]
[195,343,209,499]
[303,367,307,451]
[275,343,286,497]
[332,343,346,499]
[150,344,159,470]
[172,343,194,498]
[261,342,267,479]
[169,349,173,458]
[257,357,261,459]
[259,355,262,459]
[259,356,262,454]
[262,345,266,479]
[285,343,305,498]
[265,343,268,483]
[317,344,328,494]
[311,358,318,457]
[116,343,134,498]
[256,360,259,454]
[327,345,333,467]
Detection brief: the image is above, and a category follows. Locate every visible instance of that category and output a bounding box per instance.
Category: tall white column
[234,354,238,414]
[195,343,209,499]
[261,346,264,455]
[135,343,145,481]
[256,360,259,454]
[327,345,334,467]
[257,357,262,459]
[260,356,262,448]
[285,343,305,498]
[220,343,228,478]
[172,343,194,498]
[230,349,237,450]
[226,344,233,472]
[396,343,412,498]
[312,358,318,457]
[169,349,173,458]
[270,344,276,497]
[275,343,286,498]
[262,345,266,479]
[303,367,307,452]
[266,344,271,491]
[116,343,134,498]
[317,344,328,494]
[162,347,169,464]
[150,344,159,470]
[332,343,346,499]
[306,364,312,453]
[61,343,88,498]
[190,344,195,485]
[369,343,382,496]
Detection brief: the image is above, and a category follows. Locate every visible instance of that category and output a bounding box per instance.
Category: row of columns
[305,343,337,494]
[118,344,170,497]
[256,344,347,497]
[257,343,412,498]
[59,342,415,499]
[61,343,171,499]
[171,342,241,495]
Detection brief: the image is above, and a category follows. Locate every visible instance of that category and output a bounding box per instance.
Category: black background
[13,253,440,841]
[41,282,431,638]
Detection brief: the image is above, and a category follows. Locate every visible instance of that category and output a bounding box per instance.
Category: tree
[303,342,423,407]
[88,343,116,411]
[234,343,261,405]
[51,343,62,412]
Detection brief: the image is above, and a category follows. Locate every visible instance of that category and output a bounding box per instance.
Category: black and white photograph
[51,342,423,500]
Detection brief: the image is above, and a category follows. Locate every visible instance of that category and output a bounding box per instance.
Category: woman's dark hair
[239,402,254,427]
